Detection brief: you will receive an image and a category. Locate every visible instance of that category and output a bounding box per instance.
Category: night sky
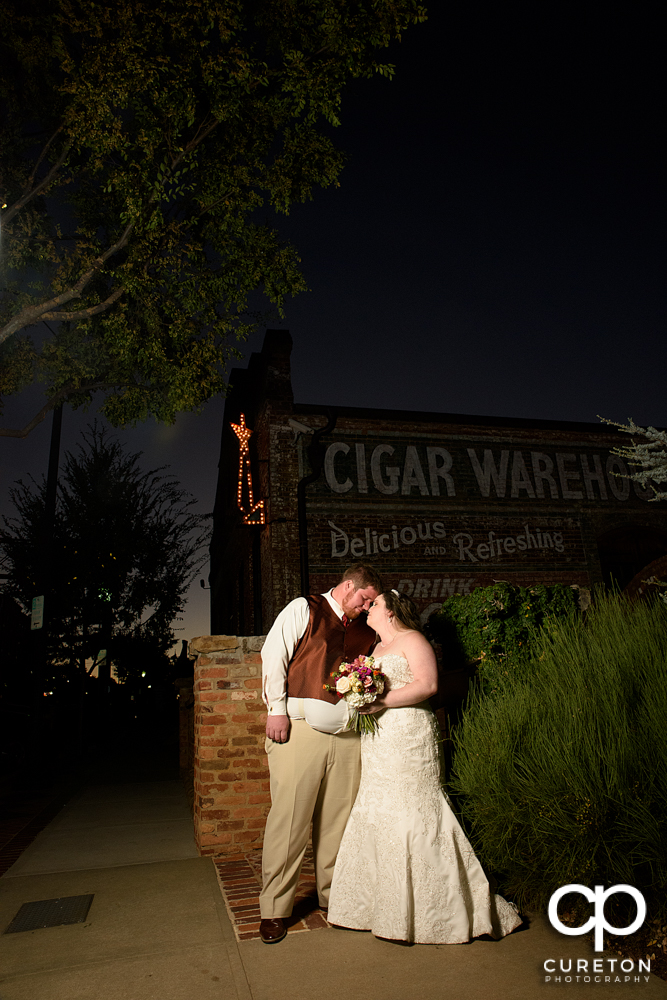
[2,3,665,642]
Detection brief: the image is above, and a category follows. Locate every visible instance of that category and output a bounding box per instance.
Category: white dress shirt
[261,591,352,734]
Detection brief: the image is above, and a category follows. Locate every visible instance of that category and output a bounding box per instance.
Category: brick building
[210,330,667,634]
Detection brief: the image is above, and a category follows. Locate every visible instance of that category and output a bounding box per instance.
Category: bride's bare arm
[364,633,438,711]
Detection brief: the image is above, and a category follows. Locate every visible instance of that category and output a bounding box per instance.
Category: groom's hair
[338,563,383,593]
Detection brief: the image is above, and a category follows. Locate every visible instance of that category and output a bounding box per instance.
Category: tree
[0,0,426,437]
[599,417,667,501]
[0,425,209,689]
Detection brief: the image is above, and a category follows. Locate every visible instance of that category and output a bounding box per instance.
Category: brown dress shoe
[260,918,287,944]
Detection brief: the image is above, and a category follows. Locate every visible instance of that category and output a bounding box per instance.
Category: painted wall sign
[307,512,587,617]
[211,332,667,635]
[317,439,654,503]
[319,516,585,567]
[310,567,589,622]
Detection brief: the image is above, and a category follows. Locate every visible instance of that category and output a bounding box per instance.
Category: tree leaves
[599,417,667,501]
[0,0,427,434]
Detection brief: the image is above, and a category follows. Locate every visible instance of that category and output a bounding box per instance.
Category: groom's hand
[266,714,291,743]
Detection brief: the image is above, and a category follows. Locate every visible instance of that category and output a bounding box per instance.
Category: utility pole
[44,404,63,546]
[32,404,63,754]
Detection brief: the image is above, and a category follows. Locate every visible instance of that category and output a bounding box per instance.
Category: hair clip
[391,588,400,596]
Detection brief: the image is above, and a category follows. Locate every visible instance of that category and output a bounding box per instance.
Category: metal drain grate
[4,894,94,933]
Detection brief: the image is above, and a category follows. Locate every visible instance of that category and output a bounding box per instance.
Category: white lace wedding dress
[327,653,522,944]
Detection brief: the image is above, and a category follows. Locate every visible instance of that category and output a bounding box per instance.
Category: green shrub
[450,591,667,920]
[428,582,580,679]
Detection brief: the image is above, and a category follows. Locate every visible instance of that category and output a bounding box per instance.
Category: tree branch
[41,285,124,323]
[182,117,219,158]
[197,194,229,217]
[3,142,71,225]
[0,379,139,438]
[0,222,133,345]
[164,118,220,181]
[1,119,216,348]
[26,126,64,191]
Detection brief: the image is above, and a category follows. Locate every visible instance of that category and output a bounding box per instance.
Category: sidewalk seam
[209,859,254,1000]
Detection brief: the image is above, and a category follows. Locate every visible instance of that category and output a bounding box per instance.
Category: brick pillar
[191,635,269,856]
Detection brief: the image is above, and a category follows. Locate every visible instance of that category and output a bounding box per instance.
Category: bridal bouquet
[326,655,387,735]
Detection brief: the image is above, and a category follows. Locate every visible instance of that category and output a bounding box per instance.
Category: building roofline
[292,402,654,436]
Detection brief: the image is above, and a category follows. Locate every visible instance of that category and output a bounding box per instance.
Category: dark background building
[211,331,667,635]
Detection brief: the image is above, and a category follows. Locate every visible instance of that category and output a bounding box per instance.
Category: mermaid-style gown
[327,653,522,944]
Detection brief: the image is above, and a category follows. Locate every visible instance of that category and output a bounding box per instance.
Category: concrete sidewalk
[0,777,250,1000]
[1,773,666,1000]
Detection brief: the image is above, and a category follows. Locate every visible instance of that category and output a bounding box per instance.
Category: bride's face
[366,594,387,632]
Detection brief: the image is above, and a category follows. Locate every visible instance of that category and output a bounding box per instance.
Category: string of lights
[231,414,265,526]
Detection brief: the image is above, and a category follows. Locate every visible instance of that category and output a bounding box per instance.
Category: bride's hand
[359,698,387,715]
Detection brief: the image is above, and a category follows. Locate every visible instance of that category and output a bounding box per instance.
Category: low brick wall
[190,634,269,856]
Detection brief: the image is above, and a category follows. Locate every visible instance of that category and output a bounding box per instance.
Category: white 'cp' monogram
[548,884,646,952]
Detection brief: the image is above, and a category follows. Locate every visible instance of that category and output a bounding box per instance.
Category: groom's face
[341,583,379,619]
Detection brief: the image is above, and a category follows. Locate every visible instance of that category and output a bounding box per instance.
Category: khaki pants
[259,720,361,919]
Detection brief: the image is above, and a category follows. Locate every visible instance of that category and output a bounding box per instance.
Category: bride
[327,589,522,945]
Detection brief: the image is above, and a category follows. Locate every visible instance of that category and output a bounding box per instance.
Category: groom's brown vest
[286,595,376,705]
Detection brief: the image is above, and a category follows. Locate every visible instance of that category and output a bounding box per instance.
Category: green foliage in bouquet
[450,591,667,923]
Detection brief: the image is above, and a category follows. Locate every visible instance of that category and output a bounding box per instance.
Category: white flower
[336,676,352,694]
[347,691,375,709]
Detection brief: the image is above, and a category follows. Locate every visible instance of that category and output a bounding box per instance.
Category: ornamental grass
[450,591,667,922]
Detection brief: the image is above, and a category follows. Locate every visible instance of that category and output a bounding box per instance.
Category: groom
[259,562,382,943]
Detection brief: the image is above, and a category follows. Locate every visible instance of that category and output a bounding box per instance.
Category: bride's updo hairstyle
[383,589,423,633]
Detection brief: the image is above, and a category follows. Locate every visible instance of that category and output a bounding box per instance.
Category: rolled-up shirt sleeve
[261,597,310,716]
